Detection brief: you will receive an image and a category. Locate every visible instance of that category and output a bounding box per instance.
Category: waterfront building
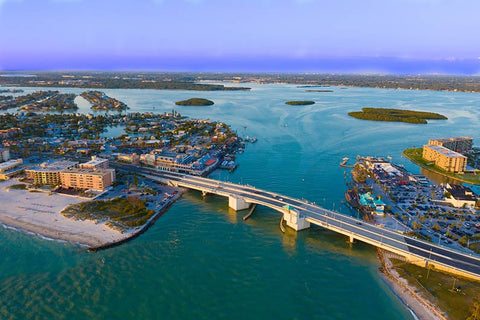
[0,159,23,179]
[428,137,473,154]
[79,156,109,169]
[25,160,78,186]
[444,183,477,208]
[359,192,385,214]
[0,148,10,162]
[0,159,23,173]
[60,168,115,191]
[422,145,467,173]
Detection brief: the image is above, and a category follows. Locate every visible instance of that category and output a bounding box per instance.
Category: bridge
[118,164,480,281]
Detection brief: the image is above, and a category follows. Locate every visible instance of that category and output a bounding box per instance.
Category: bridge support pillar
[349,235,355,243]
[202,190,208,197]
[228,196,250,211]
[284,209,310,231]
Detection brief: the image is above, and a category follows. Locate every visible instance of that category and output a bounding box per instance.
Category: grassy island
[61,197,155,233]
[305,89,334,92]
[285,100,315,106]
[348,108,447,124]
[403,148,480,184]
[175,98,214,106]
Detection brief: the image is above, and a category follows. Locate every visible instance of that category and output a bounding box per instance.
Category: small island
[285,100,315,106]
[175,98,214,106]
[305,89,334,92]
[348,108,447,124]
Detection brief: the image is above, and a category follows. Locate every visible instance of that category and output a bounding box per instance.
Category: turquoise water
[2,83,480,319]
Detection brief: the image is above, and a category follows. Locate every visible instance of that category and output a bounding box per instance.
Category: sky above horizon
[1,0,480,74]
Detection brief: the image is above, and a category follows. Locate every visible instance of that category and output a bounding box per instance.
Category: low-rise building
[444,183,477,208]
[60,168,115,191]
[0,159,23,173]
[0,159,23,179]
[117,153,140,164]
[428,137,473,154]
[422,144,467,173]
[79,156,109,169]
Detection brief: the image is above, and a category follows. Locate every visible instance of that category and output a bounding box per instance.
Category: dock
[340,157,354,168]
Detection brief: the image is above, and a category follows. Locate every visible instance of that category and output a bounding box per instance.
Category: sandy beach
[378,250,447,320]
[0,179,129,248]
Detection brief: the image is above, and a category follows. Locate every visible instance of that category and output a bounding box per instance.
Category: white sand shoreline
[0,179,129,248]
[377,250,447,320]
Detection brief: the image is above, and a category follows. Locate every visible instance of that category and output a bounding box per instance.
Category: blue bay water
[1,83,480,319]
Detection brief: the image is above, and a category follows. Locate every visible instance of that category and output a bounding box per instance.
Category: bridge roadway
[117,164,480,281]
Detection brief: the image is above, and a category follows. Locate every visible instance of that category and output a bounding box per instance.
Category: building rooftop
[430,136,473,143]
[30,160,78,172]
[424,144,467,158]
[82,156,108,166]
[62,167,115,176]
[0,159,22,171]
[445,184,477,201]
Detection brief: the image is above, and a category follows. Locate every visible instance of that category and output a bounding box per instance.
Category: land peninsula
[20,93,77,112]
[81,90,128,111]
[285,100,315,106]
[348,108,447,124]
[403,147,480,185]
[175,98,214,106]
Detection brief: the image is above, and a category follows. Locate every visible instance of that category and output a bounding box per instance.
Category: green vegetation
[403,148,480,184]
[285,100,315,105]
[8,183,27,190]
[470,242,480,254]
[61,197,156,233]
[305,89,333,92]
[348,108,447,124]
[175,98,214,106]
[81,90,128,111]
[391,259,480,320]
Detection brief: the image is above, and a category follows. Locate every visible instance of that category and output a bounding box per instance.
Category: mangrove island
[175,98,214,106]
[348,107,447,124]
[285,100,315,106]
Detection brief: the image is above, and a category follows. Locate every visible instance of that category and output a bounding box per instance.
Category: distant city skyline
[1,0,480,74]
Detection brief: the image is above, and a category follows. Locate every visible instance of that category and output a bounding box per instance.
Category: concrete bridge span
[120,165,480,281]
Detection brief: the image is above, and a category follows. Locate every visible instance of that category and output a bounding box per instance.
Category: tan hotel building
[60,168,115,191]
[60,168,115,192]
[423,144,467,173]
[26,160,77,186]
